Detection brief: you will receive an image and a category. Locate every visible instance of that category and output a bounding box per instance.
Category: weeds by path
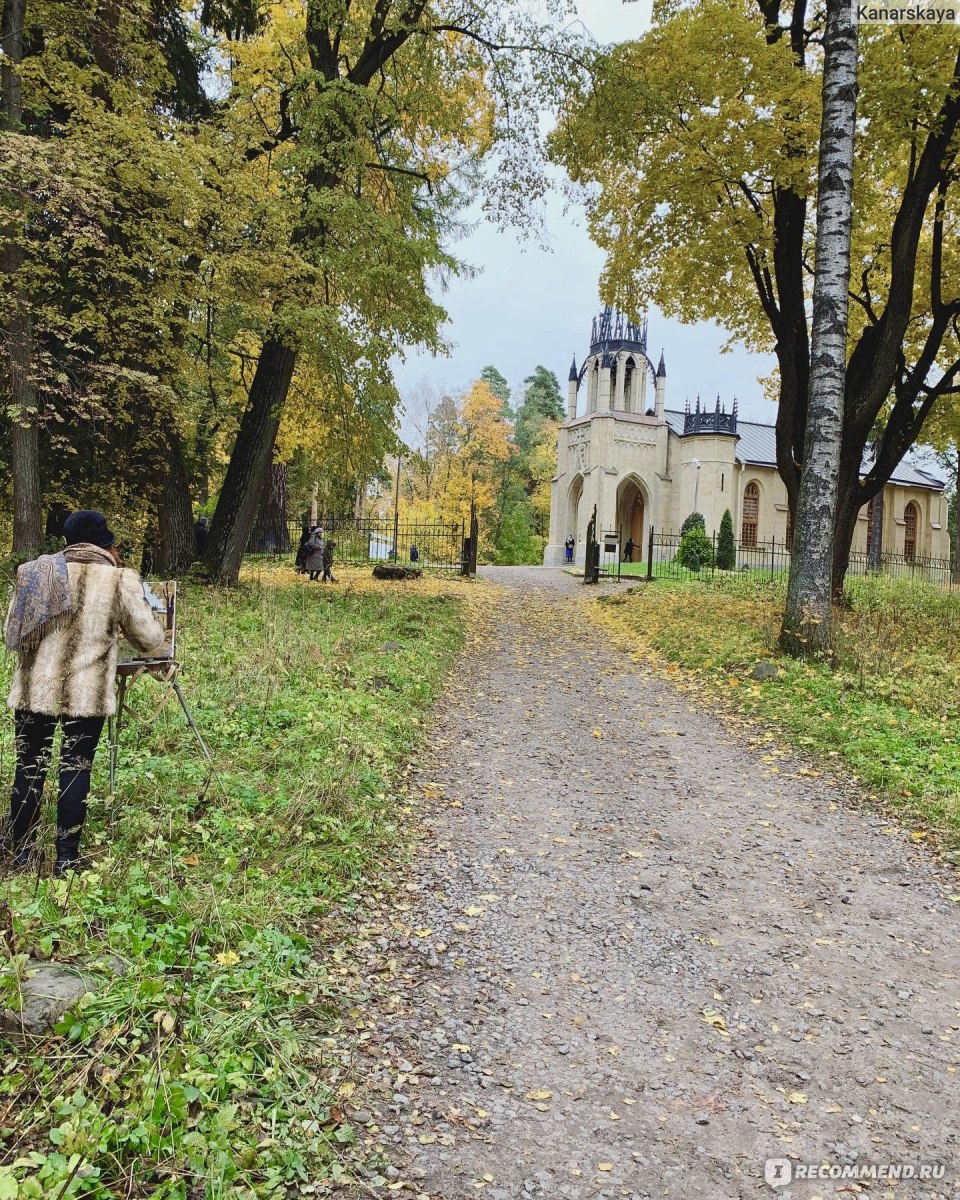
[593,573,960,851]
[0,565,480,1198]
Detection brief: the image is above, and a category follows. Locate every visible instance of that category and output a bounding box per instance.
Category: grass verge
[0,565,469,1198]
[593,572,960,850]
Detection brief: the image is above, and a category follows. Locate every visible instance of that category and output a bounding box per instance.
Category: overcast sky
[392,0,778,434]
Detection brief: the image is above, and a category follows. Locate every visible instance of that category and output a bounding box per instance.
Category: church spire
[657,350,666,378]
[568,355,578,382]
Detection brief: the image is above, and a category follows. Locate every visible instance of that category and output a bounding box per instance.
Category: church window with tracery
[742,482,759,547]
[904,501,918,561]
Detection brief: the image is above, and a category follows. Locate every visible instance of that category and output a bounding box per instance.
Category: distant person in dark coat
[564,536,574,564]
[194,516,209,559]
[624,538,634,563]
[45,502,70,543]
[321,539,336,583]
[295,523,312,573]
[410,544,419,563]
[304,527,325,580]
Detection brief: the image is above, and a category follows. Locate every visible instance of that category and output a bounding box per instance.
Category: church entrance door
[616,478,646,561]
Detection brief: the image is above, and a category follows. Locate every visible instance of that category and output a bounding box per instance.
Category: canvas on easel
[119,579,177,668]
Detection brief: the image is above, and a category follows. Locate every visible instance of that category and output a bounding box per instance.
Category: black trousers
[10,711,106,858]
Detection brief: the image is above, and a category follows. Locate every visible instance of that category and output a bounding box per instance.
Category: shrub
[716,509,736,570]
[680,511,706,537]
[677,526,714,571]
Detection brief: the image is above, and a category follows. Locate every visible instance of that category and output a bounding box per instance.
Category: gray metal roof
[663,410,945,490]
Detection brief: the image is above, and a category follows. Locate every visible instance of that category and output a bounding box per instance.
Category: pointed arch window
[623,357,635,412]
[904,501,918,562]
[741,482,759,547]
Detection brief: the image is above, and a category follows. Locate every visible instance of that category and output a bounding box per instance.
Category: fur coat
[4,545,167,717]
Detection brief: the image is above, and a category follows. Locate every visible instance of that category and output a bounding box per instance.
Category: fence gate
[270,516,469,571]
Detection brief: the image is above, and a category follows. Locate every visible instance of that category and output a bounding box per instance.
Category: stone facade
[544,310,948,566]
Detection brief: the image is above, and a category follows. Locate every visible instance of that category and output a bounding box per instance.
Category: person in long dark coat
[303,527,325,580]
[194,516,209,558]
[295,523,312,573]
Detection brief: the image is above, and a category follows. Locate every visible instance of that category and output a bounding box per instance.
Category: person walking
[4,510,169,875]
[303,526,325,581]
[321,539,337,583]
[295,522,312,573]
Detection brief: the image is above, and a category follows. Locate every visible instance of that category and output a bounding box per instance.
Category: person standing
[194,516,209,558]
[624,537,634,563]
[565,536,574,564]
[321,539,337,583]
[303,526,325,581]
[4,510,169,875]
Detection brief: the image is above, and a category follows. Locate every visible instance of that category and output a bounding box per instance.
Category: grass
[594,570,960,849]
[0,565,470,1198]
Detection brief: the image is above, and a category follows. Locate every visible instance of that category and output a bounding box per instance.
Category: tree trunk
[2,0,43,555]
[780,0,858,656]
[868,484,884,572]
[204,337,297,583]
[156,429,197,575]
[250,461,291,553]
[952,453,960,583]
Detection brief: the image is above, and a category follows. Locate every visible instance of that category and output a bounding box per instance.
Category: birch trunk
[780,0,858,656]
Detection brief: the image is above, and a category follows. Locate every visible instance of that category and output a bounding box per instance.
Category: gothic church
[544,309,948,566]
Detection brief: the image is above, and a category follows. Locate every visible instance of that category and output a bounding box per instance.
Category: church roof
[663,410,945,491]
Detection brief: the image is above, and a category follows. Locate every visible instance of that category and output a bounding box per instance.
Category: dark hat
[63,509,115,549]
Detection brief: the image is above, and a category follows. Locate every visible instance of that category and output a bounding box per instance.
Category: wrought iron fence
[606,528,960,589]
[247,515,469,571]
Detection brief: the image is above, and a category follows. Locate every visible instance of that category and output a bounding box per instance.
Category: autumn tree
[0,0,248,562]
[780,0,857,655]
[202,0,584,584]
[555,7,960,596]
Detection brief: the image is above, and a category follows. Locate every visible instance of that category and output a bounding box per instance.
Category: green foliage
[494,498,543,565]
[680,512,706,537]
[717,509,736,570]
[601,571,960,844]
[676,525,713,571]
[480,365,512,415]
[0,569,465,1194]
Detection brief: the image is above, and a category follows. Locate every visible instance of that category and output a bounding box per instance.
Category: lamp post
[692,458,701,514]
[392,453,402,560]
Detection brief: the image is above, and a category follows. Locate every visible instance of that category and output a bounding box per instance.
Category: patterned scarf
[4,552,72,653]
[4,543,113,653]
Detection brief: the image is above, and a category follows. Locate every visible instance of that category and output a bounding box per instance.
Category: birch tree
[780,0,857,655]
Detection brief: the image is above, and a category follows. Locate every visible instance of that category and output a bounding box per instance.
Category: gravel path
[359,568,959,1200]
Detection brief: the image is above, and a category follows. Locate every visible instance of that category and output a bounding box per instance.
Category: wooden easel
[106,582,212,793]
